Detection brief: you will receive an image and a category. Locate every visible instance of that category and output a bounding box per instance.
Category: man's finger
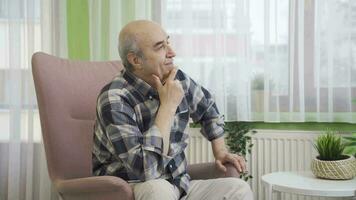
[239,157,247,172]
[167,68,177,81]
[152,74,162,90]
[215,160,227,172]
[228,154,242,172]
[234,155,246,172]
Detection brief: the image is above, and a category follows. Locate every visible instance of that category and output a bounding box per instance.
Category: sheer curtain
[314,0,356,122]
[0,0,155,199]
[0,0,66,199]
[162,0,356,123]
[88,0,155,61]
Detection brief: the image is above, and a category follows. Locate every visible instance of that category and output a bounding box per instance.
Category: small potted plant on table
[311,130,356,180]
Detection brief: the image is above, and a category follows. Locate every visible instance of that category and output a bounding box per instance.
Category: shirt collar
[122,70,159,99]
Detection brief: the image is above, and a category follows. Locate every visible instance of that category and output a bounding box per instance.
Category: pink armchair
[32,52,239,200]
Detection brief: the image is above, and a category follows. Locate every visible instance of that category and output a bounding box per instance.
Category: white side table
[261,171,356,200]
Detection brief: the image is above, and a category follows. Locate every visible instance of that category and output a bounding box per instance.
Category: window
[163,0,356,122]
[0,0,41,141]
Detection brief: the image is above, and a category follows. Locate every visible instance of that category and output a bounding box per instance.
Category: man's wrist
[212,146,229,159]
[211,137,229,159]
[159,104,177,115]
[214,148,229,158]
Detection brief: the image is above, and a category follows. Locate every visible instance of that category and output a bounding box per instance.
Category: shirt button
[169,164,173,169]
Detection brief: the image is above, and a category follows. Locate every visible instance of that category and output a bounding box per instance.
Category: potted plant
[311,130,356,180]
[225,122,256,181]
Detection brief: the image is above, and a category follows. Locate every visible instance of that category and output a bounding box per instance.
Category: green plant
[343,133,356,157]
[314,129,347,161]
[225,122,256,181]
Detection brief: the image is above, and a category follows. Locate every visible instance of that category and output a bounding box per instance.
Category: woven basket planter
[311,155,356,180]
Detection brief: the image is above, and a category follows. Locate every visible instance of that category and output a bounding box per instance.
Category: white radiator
[187,128,350,200]
[185,128,215,164]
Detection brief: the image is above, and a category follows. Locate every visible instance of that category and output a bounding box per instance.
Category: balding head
[118,20,163,71]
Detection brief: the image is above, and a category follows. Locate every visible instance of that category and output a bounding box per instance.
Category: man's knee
[132,179,179,200]
[228,177,252,191]
[223,178,253,200]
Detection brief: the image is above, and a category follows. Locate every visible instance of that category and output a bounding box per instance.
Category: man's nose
[166,45,176,58]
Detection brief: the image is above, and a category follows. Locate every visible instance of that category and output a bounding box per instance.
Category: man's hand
[152,68,184,111]
[211,137,247,173]
[214,151,247,173]
[152,68,184,155]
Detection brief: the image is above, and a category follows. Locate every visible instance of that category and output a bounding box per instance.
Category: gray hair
[118,34,143,71]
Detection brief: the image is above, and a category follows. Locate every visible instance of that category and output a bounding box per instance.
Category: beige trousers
[130,177,253,200]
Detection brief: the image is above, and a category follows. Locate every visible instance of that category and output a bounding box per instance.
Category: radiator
[185,128,215,164]
[186,128,349,200]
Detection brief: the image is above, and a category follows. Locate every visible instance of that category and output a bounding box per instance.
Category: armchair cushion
[56,162,239,199]
[187,162,240,180]
[56,176,134,200]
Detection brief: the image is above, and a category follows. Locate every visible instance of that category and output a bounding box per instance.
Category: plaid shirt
[92,69,224,196]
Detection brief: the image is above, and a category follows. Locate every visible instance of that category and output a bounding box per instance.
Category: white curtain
[0,0,154,199]
[0,0,66,199]
[88,0,155,61]
[162,0,356,123]
[314,0,356,122]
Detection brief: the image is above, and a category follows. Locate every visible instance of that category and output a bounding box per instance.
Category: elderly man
[92,20,253,200]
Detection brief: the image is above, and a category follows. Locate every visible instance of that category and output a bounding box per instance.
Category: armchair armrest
[55,176,134,200]
[187,162,240,180]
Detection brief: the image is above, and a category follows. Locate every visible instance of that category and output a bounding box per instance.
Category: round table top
[261,171,356,197]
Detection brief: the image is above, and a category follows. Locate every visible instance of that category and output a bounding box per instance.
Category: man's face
[137,26,176,84]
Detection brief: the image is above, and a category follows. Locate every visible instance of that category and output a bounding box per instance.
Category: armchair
[31,52,239,200]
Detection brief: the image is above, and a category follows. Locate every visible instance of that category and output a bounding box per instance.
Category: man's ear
[127,52,143,71]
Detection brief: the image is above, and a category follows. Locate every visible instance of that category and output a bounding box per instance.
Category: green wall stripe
[67,0,90,60]
[191,122,356,132]
[247,122,356,132]
[101,0,110,60]
[121,0,135,25]
[246,122,356,132]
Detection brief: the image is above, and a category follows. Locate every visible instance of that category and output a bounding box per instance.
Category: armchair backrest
[32,52,123,182]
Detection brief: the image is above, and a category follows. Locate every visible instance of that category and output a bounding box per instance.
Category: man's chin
[165,62,175,68]
[161,67,176,83]
[161,74,170,84]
